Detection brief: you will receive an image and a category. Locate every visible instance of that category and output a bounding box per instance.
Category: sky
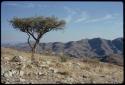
[1,1,123,44]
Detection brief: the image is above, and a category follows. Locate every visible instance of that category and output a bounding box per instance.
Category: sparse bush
[82,57,100,64]
[81,66,90,71]
[57,71,69,75]
[60,55,72,62]
[26,64,32,69]
[60,56,67,62]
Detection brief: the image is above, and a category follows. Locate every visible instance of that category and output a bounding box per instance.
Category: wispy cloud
[63,6,116,24]
[85,14,113,23]
[74,11,89,23]
[63,7,89,24]
[64,6,77,15]
[63,6,77,24]
[64,15,72,23]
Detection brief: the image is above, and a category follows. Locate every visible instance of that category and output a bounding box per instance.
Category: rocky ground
[1,47,124,84]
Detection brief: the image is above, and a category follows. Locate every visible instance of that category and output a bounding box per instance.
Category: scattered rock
[11,56,24,62]
[100,75,105,77]
[4,70,13,78]
[37,71,46,76]
[38,72,42,75]
[46,61,51,64]
[53,69,58,73]
[83,75,87,78]
[19,70,24,76]
[19,78,25,82]
[40,64,49,69]
[65,77,74,83]
[77,63,81,66]
[56,81,63,84]
[1,75,7,84]
[57,71,69,75]
[11,70,17,75]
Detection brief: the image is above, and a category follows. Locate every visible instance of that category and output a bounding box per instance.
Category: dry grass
[1,47,124,84]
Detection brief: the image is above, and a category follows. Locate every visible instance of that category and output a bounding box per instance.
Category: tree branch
[27,31,37,41]
[26,32,33,50]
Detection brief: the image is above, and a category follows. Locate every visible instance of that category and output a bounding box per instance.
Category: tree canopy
[10,16,66,40]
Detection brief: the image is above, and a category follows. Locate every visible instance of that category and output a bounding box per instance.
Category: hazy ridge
[2,37,123,65]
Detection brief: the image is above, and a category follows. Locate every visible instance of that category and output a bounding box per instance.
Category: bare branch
[26,32,33,50]
[27,31,37,41]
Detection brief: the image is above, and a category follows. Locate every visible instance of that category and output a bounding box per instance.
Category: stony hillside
[1,47,123,84]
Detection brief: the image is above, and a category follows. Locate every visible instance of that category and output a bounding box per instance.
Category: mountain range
[2,37,123,65]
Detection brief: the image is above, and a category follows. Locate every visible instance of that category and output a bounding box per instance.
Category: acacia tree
[10,16,66,63]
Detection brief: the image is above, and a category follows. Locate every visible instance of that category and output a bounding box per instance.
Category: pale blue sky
[1,1,123,44]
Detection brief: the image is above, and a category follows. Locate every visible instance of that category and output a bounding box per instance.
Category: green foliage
[10,16,66,34]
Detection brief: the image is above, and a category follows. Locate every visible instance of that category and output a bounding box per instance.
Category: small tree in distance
[10,16,66,63]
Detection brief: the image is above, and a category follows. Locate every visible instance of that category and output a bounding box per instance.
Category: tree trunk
[31,40,39,64]
[31,47,36,63]
[26,32,42,64]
